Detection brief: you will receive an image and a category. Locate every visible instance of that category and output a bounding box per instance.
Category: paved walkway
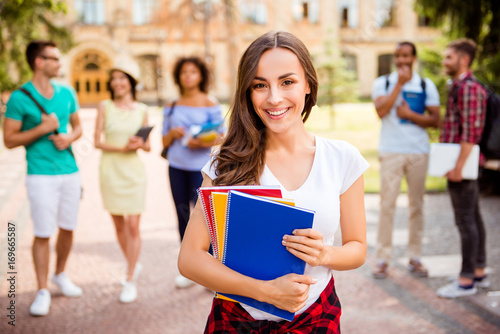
[0,108,499,333]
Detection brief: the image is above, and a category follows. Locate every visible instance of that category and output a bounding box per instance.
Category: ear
[306,82,311,95]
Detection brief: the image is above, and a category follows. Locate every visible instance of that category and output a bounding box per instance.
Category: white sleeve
[371,76,388,101]
[201,155,217,180]
[424,78,440,107]
[340,143,370,195]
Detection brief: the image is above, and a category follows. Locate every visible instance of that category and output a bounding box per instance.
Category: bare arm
[374,66,412,119]
[178,174,317,313]
[2,114,59,149]
[283,175,367,270]
[397,103,440,128]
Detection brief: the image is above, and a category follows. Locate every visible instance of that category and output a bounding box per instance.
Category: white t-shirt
[372,71,440,154]
[202,136,370,321]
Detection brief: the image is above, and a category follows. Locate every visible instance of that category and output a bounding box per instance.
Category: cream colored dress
[99,99,147,215]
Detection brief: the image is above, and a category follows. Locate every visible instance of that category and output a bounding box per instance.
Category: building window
[342,53,358,79]
[378,54,393,77]
[338,0,358,28]
[291,0,319,24]
[239,0,268,25]
[138,55,159,91]
[75,0,106,25]
[375,0,396,27]
[132,0,158,25]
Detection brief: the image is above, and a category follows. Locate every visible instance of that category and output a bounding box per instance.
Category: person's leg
[55,172,81,274]
[55,228,74,275]
[376,154,405,262]
[437,180,482,298]
[448,180,481,284]
[169,166,191,241]
[405,154,428,275]
[32,237,50,290]
[26,175,59,290]
[111,215,128,258]
[125,214,141,281]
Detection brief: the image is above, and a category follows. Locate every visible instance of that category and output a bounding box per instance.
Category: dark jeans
[448,179,487,278]
[169,166,203,241]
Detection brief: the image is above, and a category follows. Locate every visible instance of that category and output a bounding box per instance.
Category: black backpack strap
[385,75,390,92]
[421,77,426,92]
[18,87,74,157]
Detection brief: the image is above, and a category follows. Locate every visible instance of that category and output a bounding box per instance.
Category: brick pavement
[0,108,499,333]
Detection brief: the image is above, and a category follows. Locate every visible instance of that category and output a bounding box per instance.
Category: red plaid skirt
[204,277,341,333]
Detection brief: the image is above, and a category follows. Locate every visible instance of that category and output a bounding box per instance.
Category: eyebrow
[253,73,297,81]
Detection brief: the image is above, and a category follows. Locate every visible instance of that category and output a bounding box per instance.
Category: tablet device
[135,126,154,142]
[428,143,479,180]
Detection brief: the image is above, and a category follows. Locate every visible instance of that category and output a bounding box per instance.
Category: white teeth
[266,108,289,116]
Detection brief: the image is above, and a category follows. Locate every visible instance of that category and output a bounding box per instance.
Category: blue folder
[401,91,426,124]
[221,190,315,321]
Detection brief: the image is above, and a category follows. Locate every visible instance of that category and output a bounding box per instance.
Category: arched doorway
[72,50,112,106]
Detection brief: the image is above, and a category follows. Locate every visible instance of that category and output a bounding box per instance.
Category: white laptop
[428,143,480,180]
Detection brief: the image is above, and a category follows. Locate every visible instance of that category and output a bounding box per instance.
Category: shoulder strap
[18,87,75,157]
[385,75,390,92]
[421,77,426,92]
[168,100,177,117]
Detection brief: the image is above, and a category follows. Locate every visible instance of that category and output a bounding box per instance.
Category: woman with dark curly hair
[178,31,369,332]
[162,56,223,288]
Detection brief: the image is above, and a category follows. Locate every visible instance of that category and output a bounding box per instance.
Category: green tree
[315,39,358,129]
[0,0,73,92]
[415,0,500,92]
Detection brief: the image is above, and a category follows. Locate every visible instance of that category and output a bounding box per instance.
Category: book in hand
[198,185,283,260]
[428,143,480,180]
[401,91,425,124]
[135,126,154,141]
[221,190,315,321]
[181,120,223,146]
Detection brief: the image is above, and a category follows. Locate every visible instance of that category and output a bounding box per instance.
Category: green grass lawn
[305,103,447,193]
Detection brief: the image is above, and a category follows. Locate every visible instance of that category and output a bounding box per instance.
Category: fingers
[290,274,317,286]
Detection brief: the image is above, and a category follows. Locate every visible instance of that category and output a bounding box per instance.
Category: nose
[267,86,283,105]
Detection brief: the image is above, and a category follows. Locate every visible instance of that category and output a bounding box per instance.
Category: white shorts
[26,172,81,238]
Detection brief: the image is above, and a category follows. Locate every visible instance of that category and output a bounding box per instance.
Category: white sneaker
[474,276,491,288]
[121,263,143,285]
[120,281,137,303]
[437,281,477,298]
[175,274,194,289]
[52,272,82,297]
[30,289,51,316]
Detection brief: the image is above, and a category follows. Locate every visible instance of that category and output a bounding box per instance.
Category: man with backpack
[2,40,83,315]
[371,41,440,279]
[437,38,489,298]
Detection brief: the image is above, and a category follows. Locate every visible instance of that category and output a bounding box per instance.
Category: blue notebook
[401,91,426,124]
[221,190,315,321]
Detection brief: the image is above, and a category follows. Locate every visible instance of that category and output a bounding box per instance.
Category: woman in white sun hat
[94,55,150,303]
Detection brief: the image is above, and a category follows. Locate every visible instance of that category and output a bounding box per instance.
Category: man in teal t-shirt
[3,40,83,316]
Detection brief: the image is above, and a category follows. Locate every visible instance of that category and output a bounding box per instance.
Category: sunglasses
[40,55,60,62]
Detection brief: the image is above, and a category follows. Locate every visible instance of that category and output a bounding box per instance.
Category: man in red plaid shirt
[437,39,489,298]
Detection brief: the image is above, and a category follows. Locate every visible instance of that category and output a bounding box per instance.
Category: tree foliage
[415,0,500,91]
[0,0,73,91]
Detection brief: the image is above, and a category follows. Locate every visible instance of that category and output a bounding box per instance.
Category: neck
[452,69,469,80]
[31,72,53,96]
[113,93,134,104]
[266,123,312,153]
[182,87,201,98]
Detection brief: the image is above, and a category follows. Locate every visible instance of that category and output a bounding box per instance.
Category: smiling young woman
[177,31,369,333]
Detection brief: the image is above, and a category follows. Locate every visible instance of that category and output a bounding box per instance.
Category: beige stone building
[59,0,440,106]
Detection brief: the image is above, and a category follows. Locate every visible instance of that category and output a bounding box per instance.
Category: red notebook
[197,185,282,259]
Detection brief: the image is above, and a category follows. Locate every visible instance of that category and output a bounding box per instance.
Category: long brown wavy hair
[212,31,318,186]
